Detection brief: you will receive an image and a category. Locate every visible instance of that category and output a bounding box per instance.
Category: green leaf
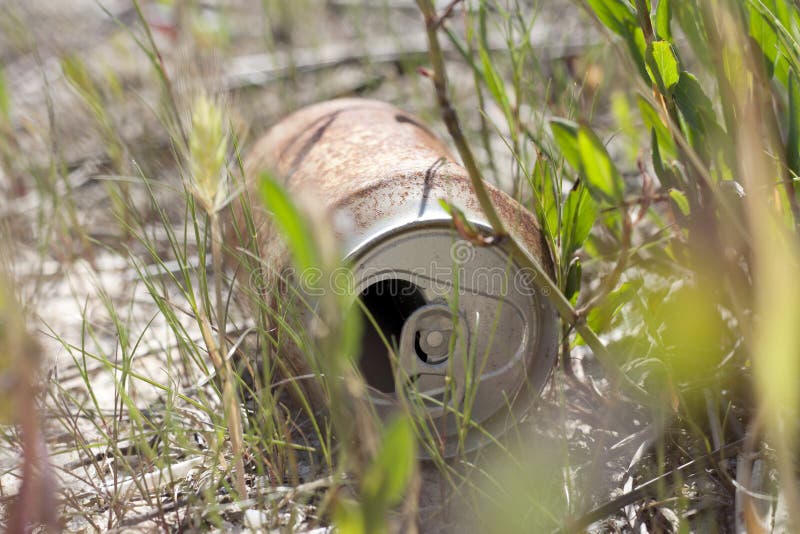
[748,1,789,84]
[532,158,559,242]
[478,46,512,128]
[586,0,638,37]
[549,118,581,171]
[561,183,597,262]
[655,0,672,40]
[651,128,676,190]
[788,70,800,178]
[565,257,583,303]
[577,127,623,201]
[627,26,650,83]
[586,0,648,81]
[749,3,778,70]
[638,97,674,155]
[669,189,690,216]
[586,279,642,333]
[772,0,792,29]
[259,172,321,276]
[620,5,650,82]
[551,119,623,202]
[671,71,730,166]
[334,499,366,534]
[361,415,417,509]
[646,40,680,92]
[672,72,714,135]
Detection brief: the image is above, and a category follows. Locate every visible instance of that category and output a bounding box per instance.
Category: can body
[239,98,558,454]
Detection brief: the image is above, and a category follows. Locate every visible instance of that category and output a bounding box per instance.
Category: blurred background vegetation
[0,0,799,532]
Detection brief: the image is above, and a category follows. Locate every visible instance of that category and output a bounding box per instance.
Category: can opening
[358,279,426,394]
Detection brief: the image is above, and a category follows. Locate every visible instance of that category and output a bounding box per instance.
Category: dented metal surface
[240,98,559,455]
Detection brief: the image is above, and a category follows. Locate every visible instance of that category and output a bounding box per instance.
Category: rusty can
[240,98,558,455]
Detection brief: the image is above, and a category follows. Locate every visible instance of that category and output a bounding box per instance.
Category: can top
[346,188,556,455]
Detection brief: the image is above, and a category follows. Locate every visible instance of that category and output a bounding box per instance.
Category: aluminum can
[240,98,558,455]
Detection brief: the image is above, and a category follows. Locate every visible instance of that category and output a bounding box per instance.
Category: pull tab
[397,303,469,415]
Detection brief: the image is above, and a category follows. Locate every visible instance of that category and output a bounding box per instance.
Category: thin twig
[433,0,464,30]
[599,192,671,213]
[199,315,247,498]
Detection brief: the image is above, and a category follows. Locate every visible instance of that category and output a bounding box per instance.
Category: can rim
[345,218,559,458]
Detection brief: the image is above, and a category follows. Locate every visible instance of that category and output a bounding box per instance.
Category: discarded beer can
[241,99,558,455]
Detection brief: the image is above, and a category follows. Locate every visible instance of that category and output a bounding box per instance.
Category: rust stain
[238,97,552,275]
